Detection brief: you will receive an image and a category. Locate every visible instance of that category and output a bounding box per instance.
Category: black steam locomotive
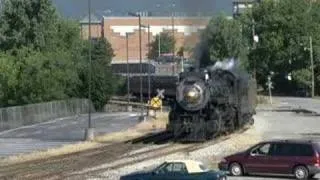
[167,59,257,141]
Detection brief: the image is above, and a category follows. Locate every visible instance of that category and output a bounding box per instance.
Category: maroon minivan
[218,139,320,179]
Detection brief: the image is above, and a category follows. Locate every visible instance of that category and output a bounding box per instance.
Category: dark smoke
[193,38,212,71]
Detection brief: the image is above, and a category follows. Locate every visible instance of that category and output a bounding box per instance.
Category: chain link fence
[0,99,95,132]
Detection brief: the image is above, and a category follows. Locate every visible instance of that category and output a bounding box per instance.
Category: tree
[196,14,248,67]
[76,38,118,110]
[240,0,320,94]
[0,0,58,52]
[0,53,18,107]
[147,32,175,60]
[0,0,119,108]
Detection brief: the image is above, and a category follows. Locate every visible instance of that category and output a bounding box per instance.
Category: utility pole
[252,21,256,79]
[85,0,94,141]
[126,32,130,107]
[268,76,272,104]
[158,33,161,57]
[129,12,144,121]
[266,72,274,104]
[141,24,151,117]
[171,10,175,59]
[171,3,175,75]
[147,25,151,101]
[310,36,315,98]
[138,15,143,120]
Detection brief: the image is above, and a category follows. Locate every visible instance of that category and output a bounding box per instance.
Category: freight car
[128,75,178,99]
[111,62,156,74]
[167,59,257,141]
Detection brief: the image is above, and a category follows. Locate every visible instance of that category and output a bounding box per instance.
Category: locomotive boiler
[167,59,257,141]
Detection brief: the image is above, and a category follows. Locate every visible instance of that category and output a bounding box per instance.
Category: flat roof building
[80,14,212,63]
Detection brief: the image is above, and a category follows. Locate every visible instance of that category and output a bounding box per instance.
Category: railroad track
[69,127,251,178]
[126,131,173,144]
[0,124,252,180]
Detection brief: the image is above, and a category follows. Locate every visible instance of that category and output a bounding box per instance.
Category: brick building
[80,14,211,63]
[80,14,103,40]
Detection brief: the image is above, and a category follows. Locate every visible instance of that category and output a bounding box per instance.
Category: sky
[51,0,234,20]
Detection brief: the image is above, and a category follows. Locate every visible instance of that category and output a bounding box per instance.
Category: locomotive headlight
[177,77,209,111]
[187,90,197,98]
[184,87,201,103]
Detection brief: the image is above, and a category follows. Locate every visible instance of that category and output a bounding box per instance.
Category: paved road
[0,112,140,157]
[273,96,320,114]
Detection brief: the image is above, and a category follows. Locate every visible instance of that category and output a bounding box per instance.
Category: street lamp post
[252,20,258,79]
[301,36,315,98]
[85,0,94,141]
[129,12,144,121]
[141,24,151,102]
[126,32,130,107]
[155,4,161,58]
[171,3,175,75]
[147,26,151,102]
[158,33,161,57]
[309,36,315,98]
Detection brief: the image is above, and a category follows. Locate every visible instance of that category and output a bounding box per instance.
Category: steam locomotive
[167,59,257,141]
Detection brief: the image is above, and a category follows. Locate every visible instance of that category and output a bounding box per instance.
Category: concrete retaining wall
[0,99,94,131]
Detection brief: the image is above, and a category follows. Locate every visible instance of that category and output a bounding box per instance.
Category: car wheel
[229,162,243,176]
[294,165,309,180]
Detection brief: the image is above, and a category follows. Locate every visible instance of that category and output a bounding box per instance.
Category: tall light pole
[303,0,314,97]
[309,36,315,98]
[171,3,175,71]
[85,0,94,141]
[126,32,130,106]
[155,4,161,58]
[158,33,161,57]
[129,12,144,120]
[252,20,258,79]
[141,24,151,101]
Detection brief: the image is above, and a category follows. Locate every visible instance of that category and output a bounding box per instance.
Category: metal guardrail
[108,100,149,107]
[108,100,171,112]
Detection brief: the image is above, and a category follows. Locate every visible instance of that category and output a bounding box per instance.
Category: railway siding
[68,124,261,180]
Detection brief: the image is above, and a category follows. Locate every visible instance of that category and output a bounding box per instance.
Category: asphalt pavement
[0,112,140,157]
[273,96,320,114]
[228,97,320,180]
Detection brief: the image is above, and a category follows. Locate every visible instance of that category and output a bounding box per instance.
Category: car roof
[165,159,203,165]
[165,160,207,173]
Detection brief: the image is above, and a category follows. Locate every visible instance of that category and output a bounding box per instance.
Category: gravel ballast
[73,120,263,180]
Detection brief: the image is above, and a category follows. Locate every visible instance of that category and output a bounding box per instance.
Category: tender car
[218,139,320,179]
[120,159,227,180]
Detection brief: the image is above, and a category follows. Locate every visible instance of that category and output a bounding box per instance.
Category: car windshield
[153,162,168,172]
